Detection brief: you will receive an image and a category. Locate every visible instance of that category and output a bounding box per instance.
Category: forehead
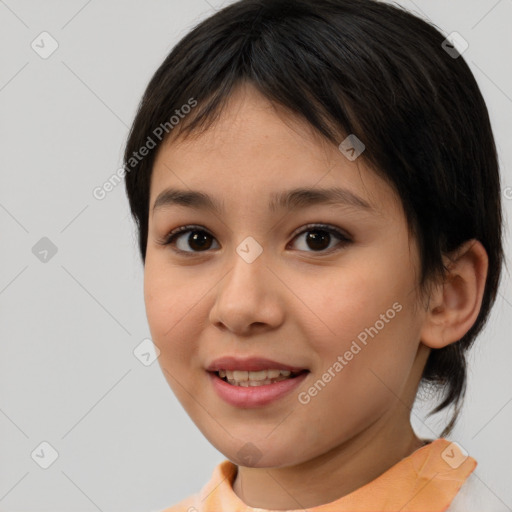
[150,83,403,221]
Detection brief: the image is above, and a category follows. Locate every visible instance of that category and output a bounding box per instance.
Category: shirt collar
[194,438,476,512]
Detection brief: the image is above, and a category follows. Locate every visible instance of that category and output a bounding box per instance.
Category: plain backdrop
[1,0,511,510]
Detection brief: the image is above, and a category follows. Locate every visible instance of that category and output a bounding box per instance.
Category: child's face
[144,83,430,467]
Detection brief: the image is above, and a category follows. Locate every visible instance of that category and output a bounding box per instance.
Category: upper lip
[206,356,308,373]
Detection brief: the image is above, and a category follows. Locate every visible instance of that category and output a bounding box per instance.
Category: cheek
[301,261,411,345]
[295,252,420,388]
[144,269,209,413]
[143,259,204,363]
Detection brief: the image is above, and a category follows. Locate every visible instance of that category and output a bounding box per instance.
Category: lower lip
[208,371,309,408]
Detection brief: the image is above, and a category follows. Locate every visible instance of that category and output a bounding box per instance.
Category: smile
[216,368,307,386]
[208,369,309,407]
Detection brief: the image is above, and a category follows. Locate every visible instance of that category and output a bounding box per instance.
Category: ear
[420,239,489,349]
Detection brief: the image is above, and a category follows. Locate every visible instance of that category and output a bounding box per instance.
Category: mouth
[211,368,309,387]
[207,367,310,407]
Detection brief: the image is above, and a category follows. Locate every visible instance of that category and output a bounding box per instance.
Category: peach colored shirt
[161,438,476,512]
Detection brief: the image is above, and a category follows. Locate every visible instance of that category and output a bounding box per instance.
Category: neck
[232,412,427,510]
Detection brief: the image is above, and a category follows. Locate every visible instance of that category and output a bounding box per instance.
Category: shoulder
[447,471,509,512]
[156,492,198,512]
[156,459,237,512]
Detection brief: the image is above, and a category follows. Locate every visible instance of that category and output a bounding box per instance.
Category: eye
[288,223,352,253]
[158,225,219,256]
[158,223,352,257]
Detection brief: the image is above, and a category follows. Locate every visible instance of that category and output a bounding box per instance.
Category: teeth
[233,370,249,381]
[220,369,292,380]
[217,368,296,386]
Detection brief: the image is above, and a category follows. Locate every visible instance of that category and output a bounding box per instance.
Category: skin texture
[144,82,488,509]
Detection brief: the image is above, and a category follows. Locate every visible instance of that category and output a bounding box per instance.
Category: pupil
[189,231,212,251]
[307,231,330,251]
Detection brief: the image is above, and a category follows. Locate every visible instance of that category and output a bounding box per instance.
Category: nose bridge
[224,237,268,298]
[210,238,282,332]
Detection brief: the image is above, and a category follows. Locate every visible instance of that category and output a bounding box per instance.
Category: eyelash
[157,223,352,257]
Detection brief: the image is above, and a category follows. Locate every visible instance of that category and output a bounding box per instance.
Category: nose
[209,246,285,335]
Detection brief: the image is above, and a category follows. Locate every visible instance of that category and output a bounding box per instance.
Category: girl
[123,0,506,510]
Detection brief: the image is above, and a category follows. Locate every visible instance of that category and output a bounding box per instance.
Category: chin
[211,436,312,469]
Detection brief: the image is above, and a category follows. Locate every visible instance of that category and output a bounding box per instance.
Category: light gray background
[1,0,511,510]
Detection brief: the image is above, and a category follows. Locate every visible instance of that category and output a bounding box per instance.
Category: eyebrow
[152,186,375,215]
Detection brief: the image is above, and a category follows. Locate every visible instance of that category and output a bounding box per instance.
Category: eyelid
[163,224,210,242]
[289,223,352,242]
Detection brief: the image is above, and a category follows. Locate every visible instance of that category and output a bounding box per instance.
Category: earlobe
[420,239,489,350]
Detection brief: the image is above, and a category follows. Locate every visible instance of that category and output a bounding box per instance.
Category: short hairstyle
[123,0,504,436]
